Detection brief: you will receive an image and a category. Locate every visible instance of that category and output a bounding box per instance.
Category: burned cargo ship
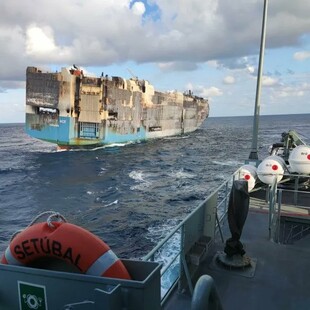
[25,66,209,148]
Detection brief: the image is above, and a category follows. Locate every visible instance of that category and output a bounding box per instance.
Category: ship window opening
[108,111,118,120]
[149,126,162,132]
[38,107,58,114]
[79,122,99,139]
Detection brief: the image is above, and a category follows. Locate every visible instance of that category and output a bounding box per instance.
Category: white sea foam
[104,200,118,207]
[168,168,195,179]
[98,167,107,176]
[63,142,132,152]
[103,143,129,148]
[163,135,189,140]
[129,170,152,190]
[36,148,57,153]
[129,170,145,182]
[56,148,67,152]
[146,219,181,297]
[212,160,242,167]
[147,219,180,241]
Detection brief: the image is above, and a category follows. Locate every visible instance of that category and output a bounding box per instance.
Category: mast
[249,0,269,160]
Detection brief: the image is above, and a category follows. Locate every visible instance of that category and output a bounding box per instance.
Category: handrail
[268,173,310,242]
[144,177,232,261]
[143,173,235,305]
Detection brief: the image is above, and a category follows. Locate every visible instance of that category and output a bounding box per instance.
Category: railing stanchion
[277,189,282,243]
[294,177,298,205]
[216,213,224,243]
[268,185,272,240]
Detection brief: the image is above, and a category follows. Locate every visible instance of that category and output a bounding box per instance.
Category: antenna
[249,0,269,160]
[127,68,138,80]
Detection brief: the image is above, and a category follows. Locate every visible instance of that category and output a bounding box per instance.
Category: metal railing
[143,169,308,304]
[143,172,237,306]
[268,173,310,243]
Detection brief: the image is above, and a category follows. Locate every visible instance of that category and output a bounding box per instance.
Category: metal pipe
[249,0,269,160]
[277,189,282,243]
[191,275,223,310]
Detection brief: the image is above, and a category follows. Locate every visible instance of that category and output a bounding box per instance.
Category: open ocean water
[0,114,309,260]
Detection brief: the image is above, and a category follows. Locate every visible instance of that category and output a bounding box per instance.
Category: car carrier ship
[25,66,209,148]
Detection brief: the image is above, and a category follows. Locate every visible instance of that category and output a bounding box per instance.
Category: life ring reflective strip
[86,249,119,276]
[3,247,23,265]
[1,222,131,280]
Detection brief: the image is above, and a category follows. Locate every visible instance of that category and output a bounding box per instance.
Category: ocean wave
[212,160,242,167]
[146,218,181,243]
[67,141,136,152]
[98,167,107,176]
[104,200,118,207]
[129,170,145,182]
[146,218,182,296]
[1,115,309,259]
[168,168,196,179]
[0,165,37,174]
[92,199,119,208]
[163,135,190,140]
[0,167,14,174]
[129,170,152,190]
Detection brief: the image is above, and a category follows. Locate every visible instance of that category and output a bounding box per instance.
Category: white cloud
[25,24,73,62]
[0,90,25,123]
[0,0,309,84]
[223,76,235,84]
[158,61,198,72]
[247,66,255,74]
[26,25,57,55]
[293,51,310,61]
[0,0,310,120]
[215,57,258,77]
[262,76,278,87]
[206,60,219,68]
[198,86,223,98]
[275,82,310,98]
[185,83,223,98]
[131,1,146,16]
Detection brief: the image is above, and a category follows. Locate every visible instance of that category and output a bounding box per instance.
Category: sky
[0,0,309,123]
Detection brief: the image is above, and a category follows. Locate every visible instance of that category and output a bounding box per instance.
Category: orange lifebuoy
[1,221,131,280]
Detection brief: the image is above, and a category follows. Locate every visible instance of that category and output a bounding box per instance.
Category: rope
[46,212,67,228]
[10,211,67,241]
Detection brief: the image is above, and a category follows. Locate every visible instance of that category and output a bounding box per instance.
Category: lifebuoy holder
[1,212,131,280]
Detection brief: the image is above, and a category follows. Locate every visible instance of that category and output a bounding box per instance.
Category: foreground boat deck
[164,199,310,310]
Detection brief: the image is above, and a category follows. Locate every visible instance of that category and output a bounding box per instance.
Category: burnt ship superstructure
[25,67,209,148]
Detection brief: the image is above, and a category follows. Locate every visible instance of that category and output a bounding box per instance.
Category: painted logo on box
[18,281,47,310]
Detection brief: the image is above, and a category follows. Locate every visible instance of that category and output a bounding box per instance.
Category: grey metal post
[249,0,269,160]
[268,185,272,240]
[294,176,298,205]
[277,190,282,243]
[179,225,194,295]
